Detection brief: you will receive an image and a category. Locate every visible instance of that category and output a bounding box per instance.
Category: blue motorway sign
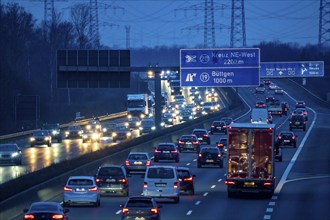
[260,61,324,78]
[180,48,260,87]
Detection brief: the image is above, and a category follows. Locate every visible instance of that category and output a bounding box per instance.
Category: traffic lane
[271,177,330,220]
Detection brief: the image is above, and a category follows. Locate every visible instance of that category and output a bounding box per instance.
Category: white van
[251,108,271,124]
[143,165,180,203]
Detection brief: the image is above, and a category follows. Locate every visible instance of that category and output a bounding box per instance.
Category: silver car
[0,143,22,165]
[63,176,100,207]
[124,152,151,174]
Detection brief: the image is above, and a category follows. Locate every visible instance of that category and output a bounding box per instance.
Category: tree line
[0,3,328,134]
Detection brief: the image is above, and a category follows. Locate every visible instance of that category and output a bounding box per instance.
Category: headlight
[83,134,88,139]
[161,122,165,127]
[11,152,19,157]
[139,127,143,130]
[44,137,50,141]
[127,114,132,119]
[103,128,107,132]
[112,132,117,137]
[126,132,132,137]
[30,137,35,141]
[189,116,193,119]
[136,122,141,126]
[96,125,101,129]
[168,118,173,122]
[78,131,83,135]
[52,130,58,135]
[140,114,145,119]
[125,122,129,127]
[92,133,99,139]
[151,126,156,130]
[86,125,91,130]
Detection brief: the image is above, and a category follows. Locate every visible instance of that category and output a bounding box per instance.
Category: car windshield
[98,167,124,177]
[127,199,153,207]
[157,145,175,150]
[116,126,129,131]
[212,121,225,126]
[30,204,58,212]
[147,167,175,179]
[129,154,148,160]
[68,179,93,186]
[69,126,80,131]
[180,136,195,142]
[142,120,154,126]
[0,144,18,151]
[193,131,206,136]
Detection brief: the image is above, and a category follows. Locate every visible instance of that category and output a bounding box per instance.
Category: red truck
[225,123,276,198]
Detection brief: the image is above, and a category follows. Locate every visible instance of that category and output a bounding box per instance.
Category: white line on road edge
[266,208,273,213]
[211,185,216,188]
[269,202,276,206]
[186,210,193,215]
[186,163,191,166]
[195,201,201,205]
[203,192,208,196]
[116,210,121,215]
[193,159,197,162]
[218,179,222,182]
[263,215,271,220]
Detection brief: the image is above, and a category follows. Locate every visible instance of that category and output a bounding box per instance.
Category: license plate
[295,122,300,125]
[134,161,143,165]
[186,142,192,144]
[206,159,214,162]
[198,138,202,140]
[135,217,145,220]
[76,188,86,192]
[216,127,221,129]
[155,183,166,187]
[284,140,290,143]
[106,179,116,182]
[163,151,170,153]
[244,182,255,187]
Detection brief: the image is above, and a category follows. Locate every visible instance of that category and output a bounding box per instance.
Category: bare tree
[70,4,91,49]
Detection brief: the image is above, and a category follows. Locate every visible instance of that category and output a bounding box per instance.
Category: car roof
[201,146,219,150]
[177,166,190,171]
[99,164,123,168]
[128,152,149,155]
[193,128,207,131]
[147,165,176,169]
[158,142,175,146]
[68,176,95,180]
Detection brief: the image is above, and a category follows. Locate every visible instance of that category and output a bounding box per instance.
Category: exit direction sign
[260,61,324,78]
[180,48,260,87]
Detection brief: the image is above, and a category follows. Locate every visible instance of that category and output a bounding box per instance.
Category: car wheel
[124,189,129,197]
[173,196,180,203]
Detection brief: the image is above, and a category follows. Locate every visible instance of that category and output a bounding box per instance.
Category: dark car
[192,129,210,145]
[294,107,308,120]
[102,123,117,137]
[112,124,132,142]
[153,143,179,162]
[177,167,195,195]
[255,101,267,108]
[177,135,200,152]
[281,101,289,116]
[276,131,297,148]
[41,123,62,143]
[265,95,276,103]
[0,143,22,165]
[65,124,83,139]
[120,196,161,220]
[197,147,223,168]
[124,152,151,174]
[289,115,306,131]
[263,79,271,85]
[210,121,227,134]
[95,164,129,196]
[220,117,234,126]
[295,100,306,108]
[29,130,52,147]
[23,202,69,220]
[216,138,228,155]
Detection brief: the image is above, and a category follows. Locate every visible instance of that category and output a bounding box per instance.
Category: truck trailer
[225,123,276,198]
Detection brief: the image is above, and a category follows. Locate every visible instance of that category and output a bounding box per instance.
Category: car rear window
[30,204,58,212]
[180,136,195,142]
[193,131,206,136]
[157,145,175,150]
[68,179,93,186]
[98,167,124,177]
[127,199,153,207]
[178,170,190,178]
[147,167,175,179]
[201,148,219,153]
[129,154,148,160]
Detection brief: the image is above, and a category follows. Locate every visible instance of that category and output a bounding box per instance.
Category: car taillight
[184,176,193,181]
[278,136,282,139]
[173,182,179,188]
[24,214,35,219]
[146,160,151,166]
[218,154,221,157]
[143,182,148,188]
[125,160,130,166]
[151,208,158,214]
[178,141,184,144]
[120,178,127,183]
[52,214,64,219]
[198,153,202,157]
[95,178,102,183]
[171,150,178,153]
[122,208,129,214]
[88,186,98,192]
[211,125,215,128]
[292,136,296,139]
[154,150,161,153]
[203,134,208,137]
[192,141,199,144]
[63,186,72,192]
[264,182,273,186]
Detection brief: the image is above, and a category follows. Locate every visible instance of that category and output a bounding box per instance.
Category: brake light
[120,178,127,183]
[88,186,98,192]
[192,141,199,144]
[203,134,208,137]
[151,208,158,214]
[52,214,64,219]
[198,153,202,157]
[122,208,129,214]
[24,214,35,219]
[264,182,273,186]
[95,178,101,183]
[225,180,235,185]
[278,136,282,139]
[211,125,215,128]
[218,154,221,157]
[146,160,151,166]
[143,182,148,188]
[178,141,184,144]
[173,182,179,188]
[184,176,193,181]
[292,136,296,139]
[154,150,161,153]
[63,186,72,192]
[171,150,178,153]
[125,160,130,166]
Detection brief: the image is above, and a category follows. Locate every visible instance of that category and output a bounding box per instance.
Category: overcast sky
[2,0,321,48]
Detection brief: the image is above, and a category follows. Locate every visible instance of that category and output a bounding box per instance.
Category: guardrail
[0,111,128,142]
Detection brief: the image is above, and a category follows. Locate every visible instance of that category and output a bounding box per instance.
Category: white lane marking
[116,210,121,215]
[285,175,330,184]
[193,159,197,162]
[266,208,273,213]
[203,192,208,196]
[218,179,222,182]
[269,202,276,206]
[211,185,216,188]
[263,215,271,220]
[186,163,191,166]
[195,201,201,205]
[272,196,278,200]
[224,174,226,176]
[186,210,193,215]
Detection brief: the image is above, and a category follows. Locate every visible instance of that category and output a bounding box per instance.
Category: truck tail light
[184,176,193,182]
[120,178,127,183]
[225,180,235,185]
[143,182,148,188]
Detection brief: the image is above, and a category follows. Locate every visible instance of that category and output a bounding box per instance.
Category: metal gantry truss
[318,0,330,49]
[230,0,246,48]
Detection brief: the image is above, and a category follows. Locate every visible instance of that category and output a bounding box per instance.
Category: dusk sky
[2,0,321,48]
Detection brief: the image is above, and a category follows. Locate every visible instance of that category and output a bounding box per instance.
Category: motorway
[1,79,330,220]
